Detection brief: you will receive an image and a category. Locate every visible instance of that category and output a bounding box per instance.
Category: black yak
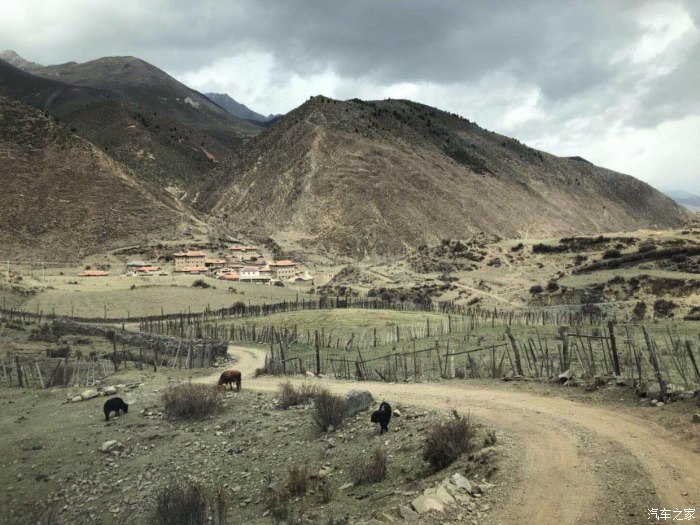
[103,397,129,422]
[218,369,242,391]
[371,401,392,434]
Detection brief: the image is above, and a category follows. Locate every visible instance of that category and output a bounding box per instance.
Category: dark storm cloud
[2,0,699,192]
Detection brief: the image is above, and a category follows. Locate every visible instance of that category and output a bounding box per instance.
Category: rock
[558,369,573,382]
[615,376,627,387]
[648,383,661,396]
[656,402,665,407]
[81,389,99,400]
[344,390,374,417]
[411,494,444,514]
[434,485,455,505]
[398,505,419,522]
[71,396,82,403]
[451,473,473,493]
[393,409,401,417]
[340,482,354,491]
[306,371,316,378]
[100,440,123,453]
[102,386,117,396]
[359,520,385,525]
[692,413,700,424]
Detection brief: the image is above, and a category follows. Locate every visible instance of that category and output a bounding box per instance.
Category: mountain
[665,189,700,212]
[0,52,263,190]
[0,96,200,260]
[199,96,685,258]
[0,50,44,73]
[206,92,280,124]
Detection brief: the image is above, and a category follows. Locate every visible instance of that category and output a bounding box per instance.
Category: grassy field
[222,309,700,386]
[17,276,311,318]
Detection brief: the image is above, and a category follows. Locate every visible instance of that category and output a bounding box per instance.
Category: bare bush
[277,381,323,409]
[313,389,346,432]
[286,463,313,496]
[423,412,477,471]
[318,483,334,504]
[154,481,207,525]
[163,383,222,420]
[351,448,388,485]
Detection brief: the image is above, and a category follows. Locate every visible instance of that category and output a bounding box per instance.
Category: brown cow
[217,369,242,391]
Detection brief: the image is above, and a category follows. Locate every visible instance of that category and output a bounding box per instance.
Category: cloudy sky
[3,0,699,193]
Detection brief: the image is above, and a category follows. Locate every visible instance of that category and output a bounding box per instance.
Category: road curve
[201,345,700,524]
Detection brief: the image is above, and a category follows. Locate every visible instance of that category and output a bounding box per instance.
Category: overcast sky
[2,0,699,193]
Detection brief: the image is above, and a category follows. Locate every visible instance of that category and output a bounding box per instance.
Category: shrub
[287,463,312,496]
[154,482,207,525]
[423,412,477,471]
[546,280,559,292]
[278,381,322,409]
[653,299,676,318]
[511,243,524,252]
[351,448,388,485]
[163,383,222,420]
[483,430,497,447]
[637,242,657,253]
[192,279,210,288]
[529,284,543,294]
[632,301,647,321]
[602,248,621,259]
[318,483,334,504]
[313,389,346,432]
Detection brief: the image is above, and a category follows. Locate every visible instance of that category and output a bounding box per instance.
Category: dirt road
[204,345,700,525]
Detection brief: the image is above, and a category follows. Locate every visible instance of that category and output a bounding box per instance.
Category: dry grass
[312,389,346,432]
[154,481,207,525]
[286,463,313,497]
[423,412,477,471]
[163,383,222,420]
[278,381,323,409]
[350,448,388,485]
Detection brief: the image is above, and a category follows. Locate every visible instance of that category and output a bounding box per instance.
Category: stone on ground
[344,390,375,417]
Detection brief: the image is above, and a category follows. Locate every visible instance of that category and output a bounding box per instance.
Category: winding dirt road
[203,345,700,524]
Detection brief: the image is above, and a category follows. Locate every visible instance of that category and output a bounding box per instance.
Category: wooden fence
[0,356,115,389]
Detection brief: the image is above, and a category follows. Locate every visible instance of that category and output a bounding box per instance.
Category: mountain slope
[0,50,44,74]
[0,96,199,260]
[200,96,685,258]
[205,92,280,123]
[0,53,263,189]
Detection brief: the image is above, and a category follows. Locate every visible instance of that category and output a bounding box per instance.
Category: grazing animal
[103,397,129,422]
[371,401,392,434]
[218,369,242,391]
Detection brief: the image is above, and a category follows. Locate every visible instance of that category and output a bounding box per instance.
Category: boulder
[397,505,419,522]
[102,386,117,396]
[392,409,402,417]
[411,494,444,514]
[433,485,455,505]
[450,473,473,493]
[81,389,99,400]
[558,370,573,382]
[615,376,627,387]
[344,390,374,417]
[71,396,82,403]
[100,440,123,453]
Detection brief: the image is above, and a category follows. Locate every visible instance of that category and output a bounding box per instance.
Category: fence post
[505,327,524,376]
[643,326,667,402]
[607,321,621,376]
[315,330,321,376]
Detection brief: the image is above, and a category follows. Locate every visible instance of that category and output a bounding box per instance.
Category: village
[76,244,312,285]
